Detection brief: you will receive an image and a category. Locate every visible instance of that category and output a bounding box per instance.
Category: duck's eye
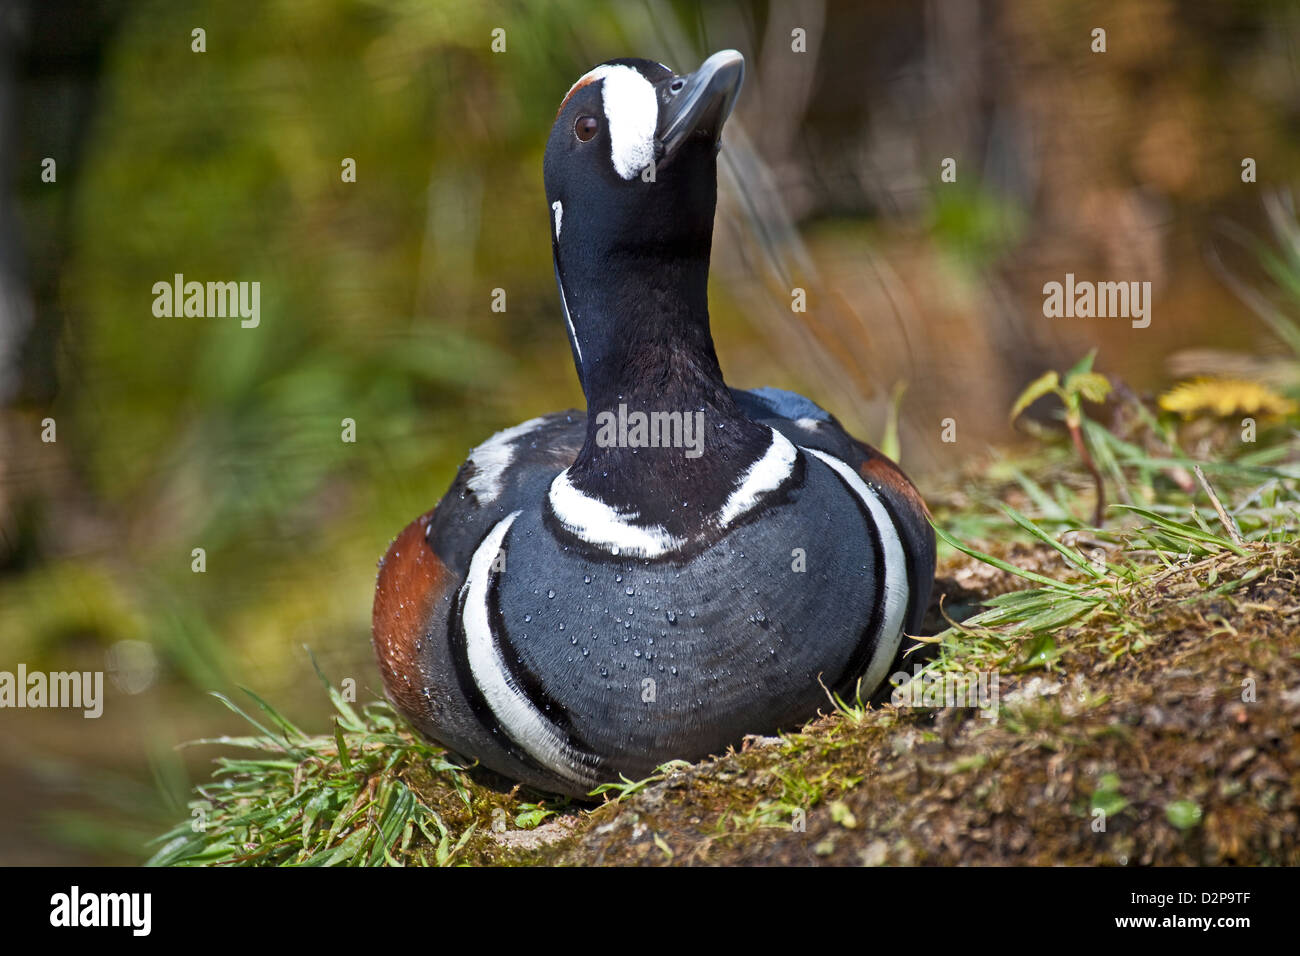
[575,115,599,142]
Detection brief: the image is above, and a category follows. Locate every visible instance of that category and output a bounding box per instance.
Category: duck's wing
[731,386,936,640]
[421,411,587,571]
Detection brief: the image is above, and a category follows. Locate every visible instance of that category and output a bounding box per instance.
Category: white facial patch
[564,64,659,180]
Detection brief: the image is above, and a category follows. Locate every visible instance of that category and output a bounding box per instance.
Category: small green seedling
[1011,350,1113,525]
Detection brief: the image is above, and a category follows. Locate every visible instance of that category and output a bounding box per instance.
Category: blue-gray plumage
[372,52,935,797]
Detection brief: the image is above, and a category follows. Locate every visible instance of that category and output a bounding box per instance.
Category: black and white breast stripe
[454,512,604,788]
[802,448,910,698]
[452,447,910,783]
[546,426,799,559]
[464,417,550,504]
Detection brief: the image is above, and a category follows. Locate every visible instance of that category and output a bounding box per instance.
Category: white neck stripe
[717,429,797,526]
[556,269,582,366]
[547,427,798,558]
[548,470,686,558]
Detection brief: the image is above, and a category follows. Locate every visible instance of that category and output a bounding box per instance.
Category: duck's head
[542,51,745,392]
[544,50,743,250]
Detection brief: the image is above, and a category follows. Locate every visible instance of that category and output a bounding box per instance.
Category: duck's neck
[555,247,772,528]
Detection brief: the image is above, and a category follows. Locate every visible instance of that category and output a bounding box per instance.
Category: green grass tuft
[147,657,479,867]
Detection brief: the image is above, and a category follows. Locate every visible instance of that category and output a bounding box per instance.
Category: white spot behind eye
[563,64,658,180]
[600,68,658,178]
[551,200,562,238]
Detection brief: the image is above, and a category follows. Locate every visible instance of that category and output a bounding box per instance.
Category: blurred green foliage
[6,0,1300,863]
[12,0,669,691]
[4,0,685,860]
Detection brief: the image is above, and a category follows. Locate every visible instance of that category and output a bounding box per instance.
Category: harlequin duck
[372,50,935,797]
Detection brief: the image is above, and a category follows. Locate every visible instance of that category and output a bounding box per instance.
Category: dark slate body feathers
[372,52,935,797]
[374,392,933,796]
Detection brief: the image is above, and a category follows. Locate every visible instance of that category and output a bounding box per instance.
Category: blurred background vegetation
[1,0,1298,863]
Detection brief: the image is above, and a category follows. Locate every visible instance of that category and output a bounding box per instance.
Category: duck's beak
[655,49,745,166]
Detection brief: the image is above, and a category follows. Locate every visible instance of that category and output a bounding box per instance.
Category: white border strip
[803,447,910,695]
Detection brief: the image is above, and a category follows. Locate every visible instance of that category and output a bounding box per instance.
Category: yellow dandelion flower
[1158,377,1298,419]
